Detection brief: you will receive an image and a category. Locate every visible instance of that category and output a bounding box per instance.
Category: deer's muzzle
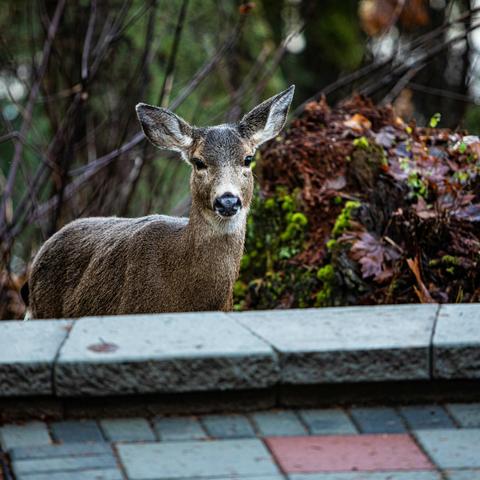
[214,193,242,217]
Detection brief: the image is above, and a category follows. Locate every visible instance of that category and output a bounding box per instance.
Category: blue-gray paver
[446,403,480,427]
[51,420,105,443]
[12,454,117,476]
[117,439,280,480]
[10,442,112,460]
[289,473,441,480]
[201,414,255,438]
[399,405,455,430]
[0,422,51,450]
[250,410,307,436]
[444,470,480,480]
[415,429,480,468]
[100,417,155,442]
[14,469,123,480]
[298,409,357,435]
[350,407,407,433]
[154,416,207,441]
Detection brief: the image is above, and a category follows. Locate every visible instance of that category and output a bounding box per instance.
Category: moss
[441,255,460,265]
[326,238,337,251]
[353,136,369,149]
[234,186,312,310]
[429,255,460,268]
[331,200,361,237]
[314,264,335,307]
[317,264,334,282]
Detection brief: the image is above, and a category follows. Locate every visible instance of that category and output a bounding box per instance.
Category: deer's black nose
[214,193,242,217]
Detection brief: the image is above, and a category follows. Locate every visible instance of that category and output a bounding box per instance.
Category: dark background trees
[1,0,479,318]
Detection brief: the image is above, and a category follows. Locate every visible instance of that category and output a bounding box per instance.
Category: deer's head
[136,86,294,233]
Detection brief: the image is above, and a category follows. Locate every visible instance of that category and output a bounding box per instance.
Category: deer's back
[29,215,188,318]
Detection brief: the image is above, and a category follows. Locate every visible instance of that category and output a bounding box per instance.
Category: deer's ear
[136,103,193,152]
[238,85,294,147]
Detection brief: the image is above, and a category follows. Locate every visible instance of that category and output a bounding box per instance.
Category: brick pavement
[0,403,479,479]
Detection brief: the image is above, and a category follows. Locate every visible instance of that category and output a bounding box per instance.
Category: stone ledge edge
[1,303,478,398]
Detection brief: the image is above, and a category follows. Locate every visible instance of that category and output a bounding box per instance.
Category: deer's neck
[183,203,247,309]
[185,203,247,264]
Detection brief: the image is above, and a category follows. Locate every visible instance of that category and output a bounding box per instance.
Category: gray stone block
[298,408,357,435]
[201,414,255,438]
[289,473,441,480]
[434,304,480,379]
[350,407,406,433]
[15,469,123,480]
[13,454,117,476]
[0,421,51,450]
[415,429,480,468]
[100,418,155,442]
[446,403,480,427]
[0,320,71,396]
[55,313,278,396]
[444,470,480,480]
[117,439,279,480]
[10,442,112,460]
[51,420,105,443]
[400,405,455,430]
[250,410,307,436]
[154,416,207,441]
[231,305,436,384]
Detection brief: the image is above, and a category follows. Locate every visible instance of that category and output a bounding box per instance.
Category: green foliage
[331,200,361,237]
[315,264,335,307]
[235,191,363,310]
[234,185,315,310]
[429,113,442,128]
[353,136,369,149]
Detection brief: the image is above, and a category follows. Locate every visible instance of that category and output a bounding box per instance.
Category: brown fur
[28,86,294,318]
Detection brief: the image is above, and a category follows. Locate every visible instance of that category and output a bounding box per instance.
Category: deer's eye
[192,158,207,170]
[244,155,254,167]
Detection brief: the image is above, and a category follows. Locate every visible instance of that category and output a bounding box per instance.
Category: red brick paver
[265,434,434,473]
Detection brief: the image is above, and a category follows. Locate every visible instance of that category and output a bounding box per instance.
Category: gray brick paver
[12,453,117,476]
[289,473,441,480]
[400,405,455,430]
[298,409,357,435]
[154,416,207,441]
[201,414,255,438]
[15,468,123,480]
[415,428,480,468]
[350,407,407,433]
[446,403,480,427]
[117,439,279,480]
[443,470,480,480]
[51,420,105,443]
[250,410,307,436]
[10,442,112,460]
[0,422,51,450]
[100,417,155,442]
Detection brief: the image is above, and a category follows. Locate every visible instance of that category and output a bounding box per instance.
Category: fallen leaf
[406,256,435,303]
[88,341,119,353]
[344,113,372,132]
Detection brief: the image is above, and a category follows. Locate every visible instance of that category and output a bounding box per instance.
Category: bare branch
[0,0,66,227]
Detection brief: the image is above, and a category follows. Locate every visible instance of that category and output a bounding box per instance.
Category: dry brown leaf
[344,113,372,132]
[406,256,435,303]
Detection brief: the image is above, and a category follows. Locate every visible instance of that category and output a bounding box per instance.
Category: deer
[23,86,295,319]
